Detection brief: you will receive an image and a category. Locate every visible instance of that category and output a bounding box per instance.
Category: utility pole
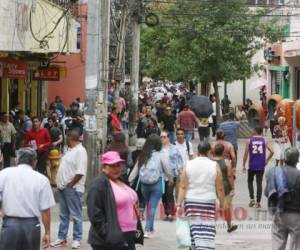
[84,0,101,186]
[113,0,129,99]
[128,0,142,146]
[98,0,110,152]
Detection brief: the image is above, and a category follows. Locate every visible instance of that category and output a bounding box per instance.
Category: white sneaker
[50,239,67,248]
[144,231,155,239]
[72,240,81,249]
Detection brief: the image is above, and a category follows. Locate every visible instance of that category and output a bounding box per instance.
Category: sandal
[227,224,238,233]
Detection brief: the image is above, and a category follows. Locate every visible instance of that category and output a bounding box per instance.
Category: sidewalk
[49,220,272,250]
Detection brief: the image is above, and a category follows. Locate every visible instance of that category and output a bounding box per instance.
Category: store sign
[33,67,60,81]
[0,58,27,79]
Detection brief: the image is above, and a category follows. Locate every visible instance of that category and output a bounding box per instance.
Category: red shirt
[177,110,198,131]
[111,113,121,133]
[25,128,51,152]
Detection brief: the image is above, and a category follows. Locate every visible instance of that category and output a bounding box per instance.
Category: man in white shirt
[51,129,88,249]
[0,112,16,167]
[174,128,194,167]
[0,147,55,250]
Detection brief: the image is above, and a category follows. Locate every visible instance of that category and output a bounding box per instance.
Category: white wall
[211,49,264,108]
[0,0,78,53]
[0,0,31,51]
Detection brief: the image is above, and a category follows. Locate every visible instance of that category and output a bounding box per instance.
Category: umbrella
[189,95,213,118]
[249,79,266,90]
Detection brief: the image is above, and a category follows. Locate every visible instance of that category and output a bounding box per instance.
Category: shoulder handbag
[133,206,144,245]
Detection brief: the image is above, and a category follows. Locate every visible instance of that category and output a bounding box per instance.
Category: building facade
[47,2,87,107]
[0,0,79,115]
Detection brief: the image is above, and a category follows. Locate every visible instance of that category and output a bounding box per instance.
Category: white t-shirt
[56,143,88,193]
[175,140,194,167]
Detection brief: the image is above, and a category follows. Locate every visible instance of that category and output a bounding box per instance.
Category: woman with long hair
[106,133,133,180]
[144,118,161,138]
[129,134,173,238]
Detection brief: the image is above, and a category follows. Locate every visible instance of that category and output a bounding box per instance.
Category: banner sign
[0,58,27,79]
[33,67,60,81]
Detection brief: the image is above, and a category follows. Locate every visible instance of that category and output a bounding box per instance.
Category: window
[271,71,283,95]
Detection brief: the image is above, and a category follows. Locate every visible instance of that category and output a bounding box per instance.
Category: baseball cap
[101,151,125,165]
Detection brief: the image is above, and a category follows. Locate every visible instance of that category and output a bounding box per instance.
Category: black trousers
[198,127,210,142]
[91,231,136,250]
[248,170,264,203]
[36,150,48,176]
[0,217,40,250]
[162,179,176,216]
[211,115,217,137]
[1,143,13,168]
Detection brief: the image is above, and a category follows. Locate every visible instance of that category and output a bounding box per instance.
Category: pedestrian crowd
[0,82,300,250]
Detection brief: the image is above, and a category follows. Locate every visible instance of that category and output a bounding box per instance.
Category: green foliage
[141,0,284,84]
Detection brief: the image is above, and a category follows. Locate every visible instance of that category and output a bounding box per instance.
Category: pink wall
[48,4,87,107]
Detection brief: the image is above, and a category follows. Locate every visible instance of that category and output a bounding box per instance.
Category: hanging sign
[0,58,27,79]
[33,67,60,81]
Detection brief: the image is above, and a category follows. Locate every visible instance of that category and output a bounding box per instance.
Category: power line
[144,0,300,8]
[29,2,71,49]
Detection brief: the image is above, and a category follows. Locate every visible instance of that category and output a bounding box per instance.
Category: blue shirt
[218,120,240,150]
[163,144,184,177]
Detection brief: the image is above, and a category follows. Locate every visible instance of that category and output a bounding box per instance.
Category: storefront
[0,57,55,116]
[269,65,290,98]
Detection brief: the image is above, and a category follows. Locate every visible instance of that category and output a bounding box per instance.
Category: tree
[141,0,283,121]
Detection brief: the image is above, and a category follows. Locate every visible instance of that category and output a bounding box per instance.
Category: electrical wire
[143,0,300,8]
[49,14,70,61]
[29,2,71,49]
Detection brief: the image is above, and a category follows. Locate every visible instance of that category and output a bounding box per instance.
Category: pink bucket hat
[101,151,125,165]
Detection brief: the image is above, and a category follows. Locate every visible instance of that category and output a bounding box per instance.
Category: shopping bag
[176,218,191,248]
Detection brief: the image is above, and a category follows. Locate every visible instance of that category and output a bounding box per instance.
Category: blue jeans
[58,187,83,241]
[185,131,193,143]
[141,178,163,232]
[168,131,176,145]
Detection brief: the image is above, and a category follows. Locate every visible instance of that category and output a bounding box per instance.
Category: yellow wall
[18,80,26,111]
[31,81,38,116]
[1,79,9,112]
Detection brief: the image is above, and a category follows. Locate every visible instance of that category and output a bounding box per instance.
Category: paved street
[49,135,278,250]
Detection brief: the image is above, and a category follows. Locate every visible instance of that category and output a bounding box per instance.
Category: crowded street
[48,137,275,250]
[2,1,300,250]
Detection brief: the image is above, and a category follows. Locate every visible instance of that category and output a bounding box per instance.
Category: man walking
[0,112,16,168]
[24,117,51,176]
[218,112,240,155]
[160,106,177,144]
[176,105,198,143]
[51,129,88,249]
[243,126,273,208]
[174,128,194,167]
[0,147,55,250]
[265,148,300,250]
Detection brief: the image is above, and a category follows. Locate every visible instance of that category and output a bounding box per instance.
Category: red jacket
[25,128,51,152]
[111,113,121,133]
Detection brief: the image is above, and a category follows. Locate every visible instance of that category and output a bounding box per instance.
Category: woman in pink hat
[87,151,138,250]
